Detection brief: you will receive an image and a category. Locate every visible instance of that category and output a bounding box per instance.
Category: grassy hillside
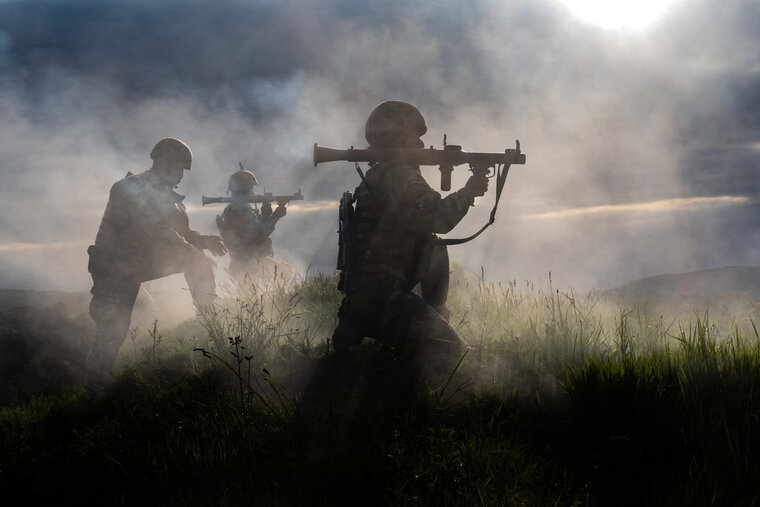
[2,269,760,505]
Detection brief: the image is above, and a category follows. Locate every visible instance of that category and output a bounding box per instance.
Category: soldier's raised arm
[396,166,488,234]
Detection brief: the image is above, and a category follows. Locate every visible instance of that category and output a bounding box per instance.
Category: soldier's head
[228,169,258,196]
[365,100,427,149]
[149,138,193,187]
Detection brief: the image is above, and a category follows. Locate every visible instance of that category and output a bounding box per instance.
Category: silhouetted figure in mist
[330,100,489,386]
[215,168,287,280]
[87,138,226,376]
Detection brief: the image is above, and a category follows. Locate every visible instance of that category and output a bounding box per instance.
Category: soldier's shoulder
[112,169,147,187]
[225,202,254,212]
[372,159,417,171]
[366,161,418,183]
[223,202,256,218]
[110,171,136,194]
[381,161,420,175]
[391,164,428,188]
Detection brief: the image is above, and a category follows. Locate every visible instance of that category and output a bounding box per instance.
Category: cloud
[0,0,757,291]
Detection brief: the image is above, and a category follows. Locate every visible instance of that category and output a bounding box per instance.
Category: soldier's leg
[87,276,141,377]
[380,291,466,391]
[333,273,388,354]
[184,256,217,308]
[332,297,366,354]
[421,244,451,321]
[131,282,157,329]
[143,249,218,309]
[404,308,466,390]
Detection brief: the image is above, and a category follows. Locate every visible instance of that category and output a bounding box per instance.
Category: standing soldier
[215,168,287,280]
[87,138,227,376]
[332,101,489,383]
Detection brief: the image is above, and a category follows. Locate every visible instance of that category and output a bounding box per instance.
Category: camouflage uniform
[88,159,218,374]
[328,100,491,389]
[332,158,480,376]
[217,201,285,278]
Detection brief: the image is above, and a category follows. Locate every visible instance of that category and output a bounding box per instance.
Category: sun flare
[554,0,682,32]
[522,196,750,220]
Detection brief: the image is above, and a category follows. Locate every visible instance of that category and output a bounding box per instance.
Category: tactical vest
[349,162,433,284]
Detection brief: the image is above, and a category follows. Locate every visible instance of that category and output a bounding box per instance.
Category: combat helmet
[365,100,427,148]
[228,169,258,195]
[150,138,193,170]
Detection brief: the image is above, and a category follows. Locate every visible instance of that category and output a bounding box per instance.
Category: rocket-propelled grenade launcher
[313,137,526,191]
[317,136,527,252]
[202,190,304,207]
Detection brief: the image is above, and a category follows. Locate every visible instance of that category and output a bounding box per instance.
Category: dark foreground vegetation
[2,272,760,506]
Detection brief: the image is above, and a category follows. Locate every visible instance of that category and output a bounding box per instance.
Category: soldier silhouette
[214,167,289,281]
[331,101,489,386]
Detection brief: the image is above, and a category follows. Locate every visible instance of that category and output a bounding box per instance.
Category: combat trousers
[332,272,465,389]
[420,243,451,320]
[87,251,216,376]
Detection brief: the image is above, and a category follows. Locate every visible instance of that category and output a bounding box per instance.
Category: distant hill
[608,266,760,301]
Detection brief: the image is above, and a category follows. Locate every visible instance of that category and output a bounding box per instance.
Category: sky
[0,0,758,292]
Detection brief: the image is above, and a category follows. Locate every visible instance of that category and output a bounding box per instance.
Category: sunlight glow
[523,195,751,220]
[188,200,338,214]
[288,200,338,213]
[0,240,89,253]
[554,0,682,31]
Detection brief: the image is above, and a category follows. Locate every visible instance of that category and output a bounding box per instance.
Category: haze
[0,0,757,292]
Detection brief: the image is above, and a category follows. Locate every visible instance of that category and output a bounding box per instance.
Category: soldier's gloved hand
[464,173,489,198]
[202,235,228,256]
[272,205,287,219]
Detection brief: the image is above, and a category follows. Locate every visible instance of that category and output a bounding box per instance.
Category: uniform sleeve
[261,207,281,235]
[173,202,206,249]
[394,167,474,234]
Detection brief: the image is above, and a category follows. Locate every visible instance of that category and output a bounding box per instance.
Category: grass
[2,267,760,505]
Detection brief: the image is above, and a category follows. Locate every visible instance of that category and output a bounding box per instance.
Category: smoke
[0,0,758,293]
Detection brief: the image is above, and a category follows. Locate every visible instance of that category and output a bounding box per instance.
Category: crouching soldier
[332,101,489,386]
[87,138,227,376]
